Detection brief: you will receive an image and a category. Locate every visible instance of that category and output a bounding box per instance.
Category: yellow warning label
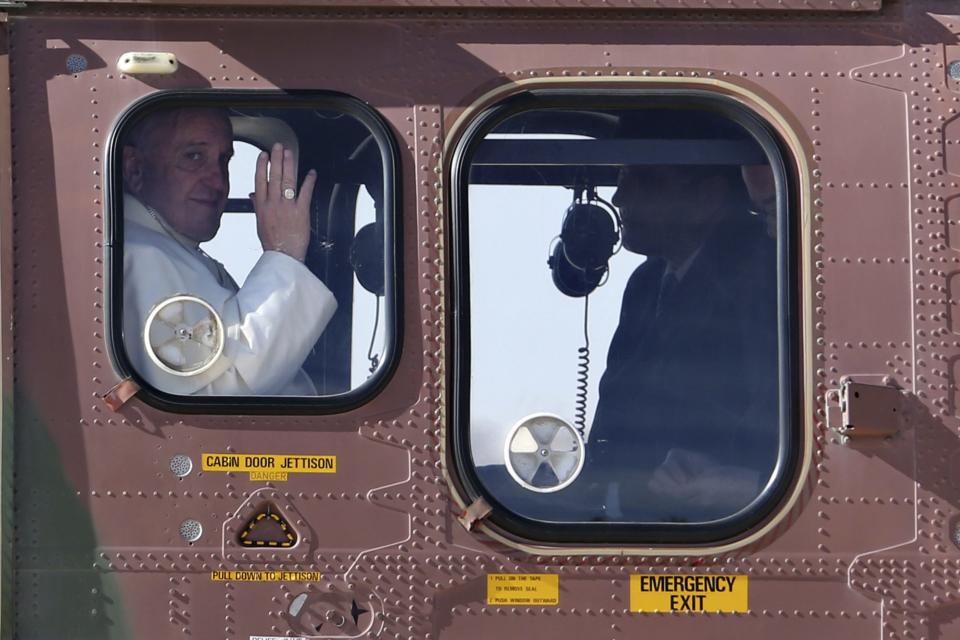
[630,574,748,613]
[210,571,322,582]
[202,454,335,482]
[487,574,559,606]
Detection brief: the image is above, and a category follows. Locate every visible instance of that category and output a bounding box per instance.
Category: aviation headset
[548,186,621,298]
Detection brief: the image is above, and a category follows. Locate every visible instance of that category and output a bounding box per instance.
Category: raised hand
[250,142,317,262]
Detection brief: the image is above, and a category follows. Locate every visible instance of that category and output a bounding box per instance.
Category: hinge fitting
[837,379,901,440]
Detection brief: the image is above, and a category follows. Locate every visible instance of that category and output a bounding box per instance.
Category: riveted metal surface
[6,2,960,640]
[14,0,885,12]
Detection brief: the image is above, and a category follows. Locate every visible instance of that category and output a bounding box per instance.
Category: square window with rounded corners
[450,90,800,544]
[108,92,400,412]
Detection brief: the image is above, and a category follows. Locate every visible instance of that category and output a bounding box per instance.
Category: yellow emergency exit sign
[630,574,748,613]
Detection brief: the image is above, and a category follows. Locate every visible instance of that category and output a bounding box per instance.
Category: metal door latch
[837,379,901,440]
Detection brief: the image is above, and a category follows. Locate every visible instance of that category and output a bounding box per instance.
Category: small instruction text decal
[487,574,559,606]
[210,571,322,582]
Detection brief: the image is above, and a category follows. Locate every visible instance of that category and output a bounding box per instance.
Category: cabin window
[451,91,798,543]
[110,94,398,409]
[200,141,265,285]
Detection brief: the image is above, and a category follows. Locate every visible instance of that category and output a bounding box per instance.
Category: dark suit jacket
[585,212,780,519]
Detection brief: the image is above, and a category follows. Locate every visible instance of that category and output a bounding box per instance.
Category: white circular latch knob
[144,295,224,377]
[504,413,584,493]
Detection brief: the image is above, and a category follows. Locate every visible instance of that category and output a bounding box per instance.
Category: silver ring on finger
[282,187,296,200]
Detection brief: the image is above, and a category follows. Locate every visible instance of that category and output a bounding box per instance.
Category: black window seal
[449,88,802,545]
[106,89,402,415]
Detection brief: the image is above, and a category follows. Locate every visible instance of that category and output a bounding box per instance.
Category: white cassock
[122,193,338,395]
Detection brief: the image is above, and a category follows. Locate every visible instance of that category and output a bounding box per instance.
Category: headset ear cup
[350,223,385,296]
[548,201,619,297]
[561,203,619,270]
[549,243,606,297]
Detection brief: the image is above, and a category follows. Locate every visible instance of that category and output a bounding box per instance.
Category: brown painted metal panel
[0,16,13,640]
[15,0,884,13]
[7,3,960,639]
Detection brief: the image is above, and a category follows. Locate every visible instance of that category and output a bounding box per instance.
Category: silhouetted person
[586,159,779,522]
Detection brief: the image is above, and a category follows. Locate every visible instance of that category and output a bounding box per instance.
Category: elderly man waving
[120,107,337,395]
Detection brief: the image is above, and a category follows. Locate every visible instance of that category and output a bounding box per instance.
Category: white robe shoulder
[122,195,337,396]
